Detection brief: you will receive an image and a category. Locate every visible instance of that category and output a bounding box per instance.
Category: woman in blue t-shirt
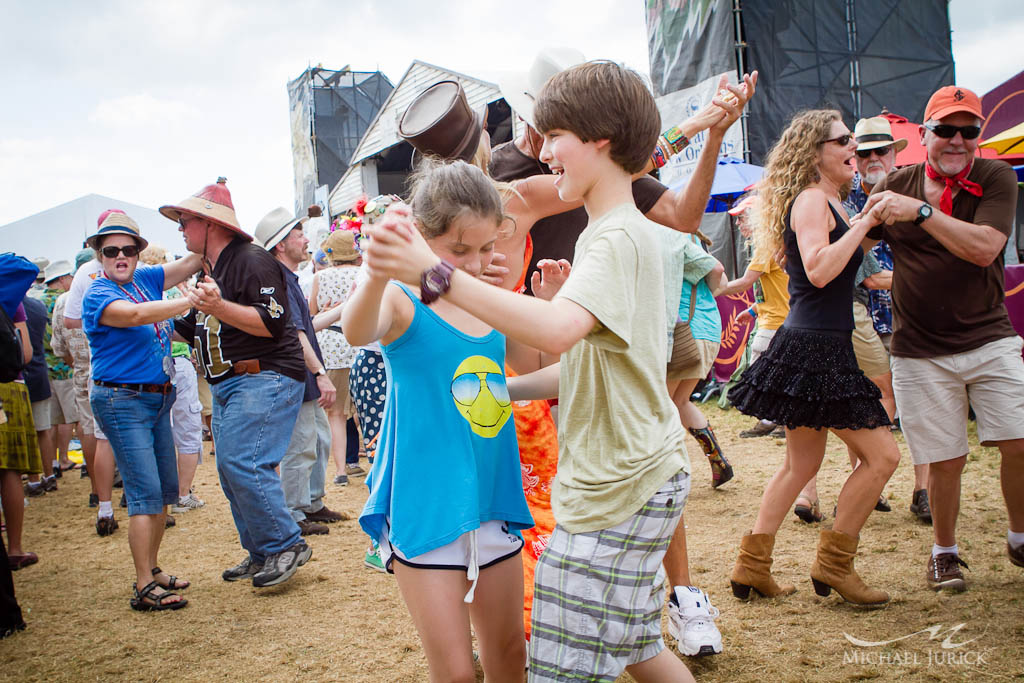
[82,212,199,612]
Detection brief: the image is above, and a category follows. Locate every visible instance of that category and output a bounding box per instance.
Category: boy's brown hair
[533,60,661,174]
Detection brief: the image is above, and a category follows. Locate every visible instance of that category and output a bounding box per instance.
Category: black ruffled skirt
[729,326,891,431]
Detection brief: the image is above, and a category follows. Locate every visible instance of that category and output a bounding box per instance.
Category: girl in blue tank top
[343,160,533,680]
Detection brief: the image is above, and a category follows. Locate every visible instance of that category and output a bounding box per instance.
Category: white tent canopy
[0,194,186,265]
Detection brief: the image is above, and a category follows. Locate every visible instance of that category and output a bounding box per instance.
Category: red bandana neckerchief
[925,160,983,215]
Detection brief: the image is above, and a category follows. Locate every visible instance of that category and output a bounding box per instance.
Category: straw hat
[85,211,149,250]
[853,117,908,153]
[254,207,306,251]
[322,230,359,264]
[159,177,250,241]
[399,81,485,162]
[43,260,73,283]
[498,47,586,128]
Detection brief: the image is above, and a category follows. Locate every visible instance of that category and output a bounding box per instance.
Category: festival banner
[646,0,735,97]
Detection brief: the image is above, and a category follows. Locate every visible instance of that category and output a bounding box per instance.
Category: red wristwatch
[420,260,455,305]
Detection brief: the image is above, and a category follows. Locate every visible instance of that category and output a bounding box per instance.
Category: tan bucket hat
[853,117,908,153]
[159,177,250,241]
[498,47,586,129]
[85,211,149,250]
[254,207,306,251]
[321,230,359,264]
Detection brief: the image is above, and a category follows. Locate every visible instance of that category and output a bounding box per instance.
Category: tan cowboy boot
[731,533,797,600]
[810,529,889,606]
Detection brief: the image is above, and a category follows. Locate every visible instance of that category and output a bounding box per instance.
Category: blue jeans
[211,371,303,562]
[91,385,178,516]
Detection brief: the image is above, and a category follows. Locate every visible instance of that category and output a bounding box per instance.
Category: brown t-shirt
[867,158,1018,358]
[489,141,668,293]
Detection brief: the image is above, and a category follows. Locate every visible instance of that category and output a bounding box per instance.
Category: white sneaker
[172,492,206,512]
[668,585,723,657]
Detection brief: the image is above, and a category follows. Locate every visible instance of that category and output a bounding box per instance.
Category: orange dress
[506,367,558,637]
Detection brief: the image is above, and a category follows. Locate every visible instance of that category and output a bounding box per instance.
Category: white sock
[932,543,958,557]
[98,501,114,518]
[1008,531,1024,549]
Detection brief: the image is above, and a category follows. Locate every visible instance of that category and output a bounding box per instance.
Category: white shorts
[749,327,778,365]
[170,357,203,457]
[379,519,523,574]
[86,368,107,441]
[49,378,79,424]
[892,335,1024,464]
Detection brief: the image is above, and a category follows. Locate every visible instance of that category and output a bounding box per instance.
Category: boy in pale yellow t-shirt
[361,61,749,683]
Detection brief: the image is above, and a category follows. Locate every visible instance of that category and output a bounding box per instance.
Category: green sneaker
[363,544,386,573]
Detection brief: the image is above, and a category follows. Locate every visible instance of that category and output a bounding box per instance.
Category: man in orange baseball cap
[859,86,1024,593]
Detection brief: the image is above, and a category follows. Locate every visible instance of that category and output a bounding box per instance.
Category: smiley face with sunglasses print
[450,355,513,438]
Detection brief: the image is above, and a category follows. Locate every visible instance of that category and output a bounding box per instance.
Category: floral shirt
[41,287,73,380]
[868,241,894,334]
[314,266,359,369]
[49,292,90,391]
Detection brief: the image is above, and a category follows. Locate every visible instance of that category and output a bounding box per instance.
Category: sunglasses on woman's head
[820,134,852,146]
[924,122,981,140]
[855,146,893,159]
[101,245,140,258]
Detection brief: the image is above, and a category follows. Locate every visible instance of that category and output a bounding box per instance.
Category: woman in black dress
[728,110,900,606]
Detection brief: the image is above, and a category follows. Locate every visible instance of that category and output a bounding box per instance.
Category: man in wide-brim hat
[255,207,345,536]
[162,179,313,588]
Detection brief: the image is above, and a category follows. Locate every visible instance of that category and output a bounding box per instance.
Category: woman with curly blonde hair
[727,109,901,607]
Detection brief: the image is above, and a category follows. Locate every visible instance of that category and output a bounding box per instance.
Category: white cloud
[89,93,200,127]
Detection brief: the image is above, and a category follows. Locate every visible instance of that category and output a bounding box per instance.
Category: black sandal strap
[151,567,162,576]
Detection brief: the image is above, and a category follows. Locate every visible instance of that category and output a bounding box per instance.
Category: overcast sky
[1,0,1020,234]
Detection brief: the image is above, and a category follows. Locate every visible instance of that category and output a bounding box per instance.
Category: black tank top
[783,201,862,331]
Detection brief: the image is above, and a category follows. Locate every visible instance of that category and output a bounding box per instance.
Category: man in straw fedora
[161,178,312,588]
[860,85,1024,591]
[255,207,347,537]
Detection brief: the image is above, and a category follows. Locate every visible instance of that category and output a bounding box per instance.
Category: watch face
[424,270,446,293]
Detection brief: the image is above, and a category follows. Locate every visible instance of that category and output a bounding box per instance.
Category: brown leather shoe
[297,519,330,536]
[927,553,968,592]
[305,506,349,524]
[1008,542,1024,569]
[739,421,775,438]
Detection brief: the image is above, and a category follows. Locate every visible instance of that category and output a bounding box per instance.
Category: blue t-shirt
[677,234,723,343]
[83,265,171,384]
[359,284,533,558]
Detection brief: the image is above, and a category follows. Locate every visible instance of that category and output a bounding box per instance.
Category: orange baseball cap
[924,86,983,122]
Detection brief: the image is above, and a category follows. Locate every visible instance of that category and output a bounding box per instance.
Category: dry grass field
[2,404,1022,682]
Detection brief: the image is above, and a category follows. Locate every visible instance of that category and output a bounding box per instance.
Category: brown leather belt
[94,380,173,394]
[233,359,262,375]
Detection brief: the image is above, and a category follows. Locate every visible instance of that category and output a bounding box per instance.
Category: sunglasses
[820,134,852,147]
[100,244,141,258]
[856,146,893,159]
[924,123,981,140]
[451,372,511,406]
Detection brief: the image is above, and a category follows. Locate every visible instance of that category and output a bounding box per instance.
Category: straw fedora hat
[85,211,149,250]
[853,117,908,153]
[159,177,250,241]
[498,47,586,129]
[399,81,486,162]
[254,207,306,252]
[43,259,73,283]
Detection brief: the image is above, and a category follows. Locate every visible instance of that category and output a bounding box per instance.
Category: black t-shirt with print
[174,238,305,385]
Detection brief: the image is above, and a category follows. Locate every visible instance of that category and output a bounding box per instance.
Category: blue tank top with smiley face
[358,283,533,559]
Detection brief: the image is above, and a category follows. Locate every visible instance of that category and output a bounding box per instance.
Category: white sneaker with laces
[668,585,723,657]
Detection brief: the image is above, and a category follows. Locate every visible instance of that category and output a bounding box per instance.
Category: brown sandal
[794,498,824,524]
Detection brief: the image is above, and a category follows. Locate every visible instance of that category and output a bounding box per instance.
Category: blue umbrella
[668,156,763,198]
